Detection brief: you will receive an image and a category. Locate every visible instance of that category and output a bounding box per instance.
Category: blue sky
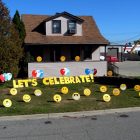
[3,0,140,44]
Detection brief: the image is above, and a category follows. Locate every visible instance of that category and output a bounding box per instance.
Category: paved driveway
[115,61,140,76]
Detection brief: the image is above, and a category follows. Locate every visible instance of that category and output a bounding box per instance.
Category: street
[0,109,140,140]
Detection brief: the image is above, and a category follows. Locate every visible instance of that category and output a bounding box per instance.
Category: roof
[43,11,84,22]
[22,12,109,45]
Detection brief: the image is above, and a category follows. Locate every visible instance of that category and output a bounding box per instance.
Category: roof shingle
[22,14,109,45]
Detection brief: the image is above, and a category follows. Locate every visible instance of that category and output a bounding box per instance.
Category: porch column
[54,49,56,61]
[105,45,107,61]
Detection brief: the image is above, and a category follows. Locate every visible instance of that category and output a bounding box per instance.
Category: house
[22,11,109,77]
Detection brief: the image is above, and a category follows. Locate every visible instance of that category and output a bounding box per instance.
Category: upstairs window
[52,20,61,33]
[68,20,76,34]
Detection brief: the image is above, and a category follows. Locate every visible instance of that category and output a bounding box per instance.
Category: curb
[0,107,140,121]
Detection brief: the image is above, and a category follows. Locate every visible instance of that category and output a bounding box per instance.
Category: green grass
[0,80,140,116]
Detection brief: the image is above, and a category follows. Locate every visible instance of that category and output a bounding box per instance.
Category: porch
[25,44,101,62]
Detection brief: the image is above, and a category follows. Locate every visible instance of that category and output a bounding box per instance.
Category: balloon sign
[60,68,70,76]
[85,68,97,75]
[3,73,12,81]
[0,74,5,82]
[32,70,44,78]
[85,68,91,75]
[93,68,97,75]
[0,73,12,82]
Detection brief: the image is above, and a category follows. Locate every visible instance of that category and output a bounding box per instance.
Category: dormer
[44,12,84,36]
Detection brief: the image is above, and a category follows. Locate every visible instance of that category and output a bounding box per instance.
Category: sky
[2,0,140,44]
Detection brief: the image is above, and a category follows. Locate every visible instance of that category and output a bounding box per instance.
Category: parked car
[106,56,118,62]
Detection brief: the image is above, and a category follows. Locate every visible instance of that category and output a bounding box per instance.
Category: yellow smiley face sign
[60,56,66,62]
[120,84,127,91]
[83,88,91,96]
[23,94,31,103]
[134,85,140,92]
[36,56,42,62]
[3,99,12,107]
[53,94,62,103]
[139,92,140,97]
[100,86,107,93]
[75,56,80,62]
[72,92,80,100]
[103,94,111,102]
[113,88,120,96]
[107,70,113,77]
[61,87,69,94]
[34,89,42,96]
[10,88,17,95]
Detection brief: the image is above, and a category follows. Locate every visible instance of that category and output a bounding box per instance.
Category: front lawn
[0,77,140,116]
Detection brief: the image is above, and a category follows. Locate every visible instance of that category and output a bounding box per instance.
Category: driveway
[115,61,140,76]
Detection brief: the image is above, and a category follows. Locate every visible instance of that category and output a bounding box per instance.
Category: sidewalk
[1,107,140,121]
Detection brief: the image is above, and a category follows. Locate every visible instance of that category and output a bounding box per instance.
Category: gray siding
[28,61,107,77]
[92,47,100,61]
[45,16,82,36]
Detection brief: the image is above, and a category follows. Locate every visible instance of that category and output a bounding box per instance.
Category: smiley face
[23,94,31,103]
[61,87,69,94]
[53,94,62,103]
[100,86,107,93]
[72,93,80,100]
[75,56,80,62]
[34,89,42,96]
[107,70,113,77]
[3,99,12,107]
[10,88,17,95]
[120,84,127,91]
[60,56,66,62]
[103,94,111,102]
[36,56,42,62]
[134,85,140,92]
[83,88,91,96]
[113,88,120,96]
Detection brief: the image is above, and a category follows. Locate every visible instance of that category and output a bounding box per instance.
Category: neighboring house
[22,11,109,77]
[100,45,125,62]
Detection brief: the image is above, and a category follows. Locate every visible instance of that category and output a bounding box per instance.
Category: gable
[44,11,84,23]
[45,15,83,36]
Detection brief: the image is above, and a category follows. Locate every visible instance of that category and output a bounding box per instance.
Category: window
[68,20,76,34]
[52,20,61,33]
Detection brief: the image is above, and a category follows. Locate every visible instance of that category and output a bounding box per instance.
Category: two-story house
[22,11,109,77]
